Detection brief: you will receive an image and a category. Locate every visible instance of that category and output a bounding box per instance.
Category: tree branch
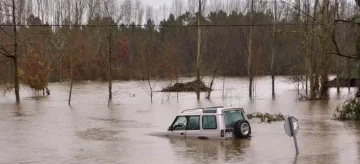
[335,19,355,23]
[0,51,14,59]
[280,0,315,21]
[0,45,13,58]
[323,52,359,60]
[21,31,46,42]
[0,26,15,40]
[322,20,360,60]
[93,32,107,47]
[310,46,359,60]
[0,58,11,63]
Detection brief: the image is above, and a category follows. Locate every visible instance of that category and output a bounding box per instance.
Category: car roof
[178,106,244,116]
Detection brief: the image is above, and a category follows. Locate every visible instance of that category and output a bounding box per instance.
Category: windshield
[224,110,245,128]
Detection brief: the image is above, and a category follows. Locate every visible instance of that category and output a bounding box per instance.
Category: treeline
[1,0,360,102]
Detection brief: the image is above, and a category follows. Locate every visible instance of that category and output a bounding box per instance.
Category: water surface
[0,76,359,164]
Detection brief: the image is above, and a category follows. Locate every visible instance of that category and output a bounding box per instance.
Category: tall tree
[247,0,255,98]
[271,0,278,98]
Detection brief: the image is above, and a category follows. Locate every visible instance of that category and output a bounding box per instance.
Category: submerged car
[167,106,251,140]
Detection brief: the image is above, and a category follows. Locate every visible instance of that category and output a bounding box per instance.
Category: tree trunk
[147,71,153,103]
[59,56,63,82]
[196,0,202,100]
[68,55,74,106]
[270,0,277,99]
[336,55,340,94]
[150,90,153,103]
[68,78,73,106]
[12,0,20,104]
[176,74,179,100]
[207,69,217,99]
[222,77,226,99]
[247,0,254,98]
[68,47,74,106]
[348,58,351,93]
[297,68,300,96]
[108,30,113,104]
[305,21,309,95]
[310,0,319,99]
[130,26,135,79]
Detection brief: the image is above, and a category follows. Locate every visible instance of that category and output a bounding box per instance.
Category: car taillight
[221,129,224,137]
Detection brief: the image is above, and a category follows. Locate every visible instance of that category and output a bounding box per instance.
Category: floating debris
[247,112,285,123]
[88,117,121,123]
[161,80,211,92]
[88,117,138,123]
[77,128,121,141]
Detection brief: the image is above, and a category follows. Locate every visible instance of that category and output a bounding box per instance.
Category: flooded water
[0,76,360,164]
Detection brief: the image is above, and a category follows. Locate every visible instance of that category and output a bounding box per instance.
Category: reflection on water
[0,77,359,164]
[168,138,251,164]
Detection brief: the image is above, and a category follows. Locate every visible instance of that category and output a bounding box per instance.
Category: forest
[1,0,360,104]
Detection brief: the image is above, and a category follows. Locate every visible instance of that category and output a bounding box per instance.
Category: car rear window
[224,110,245,128]
[202,115,217,129]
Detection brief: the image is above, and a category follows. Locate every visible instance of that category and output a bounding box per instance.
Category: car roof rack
[181,106,224,113]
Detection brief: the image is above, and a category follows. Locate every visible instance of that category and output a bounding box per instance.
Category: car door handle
[181,133,184,135]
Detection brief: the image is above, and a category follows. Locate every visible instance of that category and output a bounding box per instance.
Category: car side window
[187,116,200,130]
[172,116,187,130]
[202,115,217,129]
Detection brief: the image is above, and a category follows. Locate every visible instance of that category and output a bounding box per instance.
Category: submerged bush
[247,112,285,123]
[333,99,360,121]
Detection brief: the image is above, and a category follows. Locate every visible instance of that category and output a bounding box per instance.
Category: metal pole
[289,117,299,155]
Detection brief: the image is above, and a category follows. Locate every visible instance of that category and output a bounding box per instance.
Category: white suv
[167,106,251,140]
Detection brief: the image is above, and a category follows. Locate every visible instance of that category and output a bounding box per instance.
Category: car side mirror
[168,126,173,131]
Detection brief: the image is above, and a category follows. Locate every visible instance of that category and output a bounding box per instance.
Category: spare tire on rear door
[233,120,251,138]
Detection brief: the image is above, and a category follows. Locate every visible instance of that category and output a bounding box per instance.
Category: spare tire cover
[233,120,251,138]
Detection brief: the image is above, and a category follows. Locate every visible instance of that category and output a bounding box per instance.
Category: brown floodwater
[0,76,359,164]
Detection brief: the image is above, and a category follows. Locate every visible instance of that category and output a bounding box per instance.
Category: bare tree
[247,0,255,98]
[309,0,319,99]
[122,0,132,24]
[87,0,100,21]
[206,41,229,99]
[209,0,222,12]
[134,0,144,25]
[271,0,278,98]
[188,0,197,15]
[226,0,243,14]
[196,0,202,100]
[334,0,341,94]
[172,0,184,18]
[107,28,113,105]
[160,3,168,21]
[11,0,19,103]
[0,0,20,103]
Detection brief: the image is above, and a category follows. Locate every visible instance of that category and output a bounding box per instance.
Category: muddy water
[0,76,359,164]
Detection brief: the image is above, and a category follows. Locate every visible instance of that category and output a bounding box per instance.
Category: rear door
[201,115,220,139]
[168,116,187,138]
[184,115,201,139]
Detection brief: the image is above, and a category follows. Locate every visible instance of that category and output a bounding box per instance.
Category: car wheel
[233,120,251,138]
